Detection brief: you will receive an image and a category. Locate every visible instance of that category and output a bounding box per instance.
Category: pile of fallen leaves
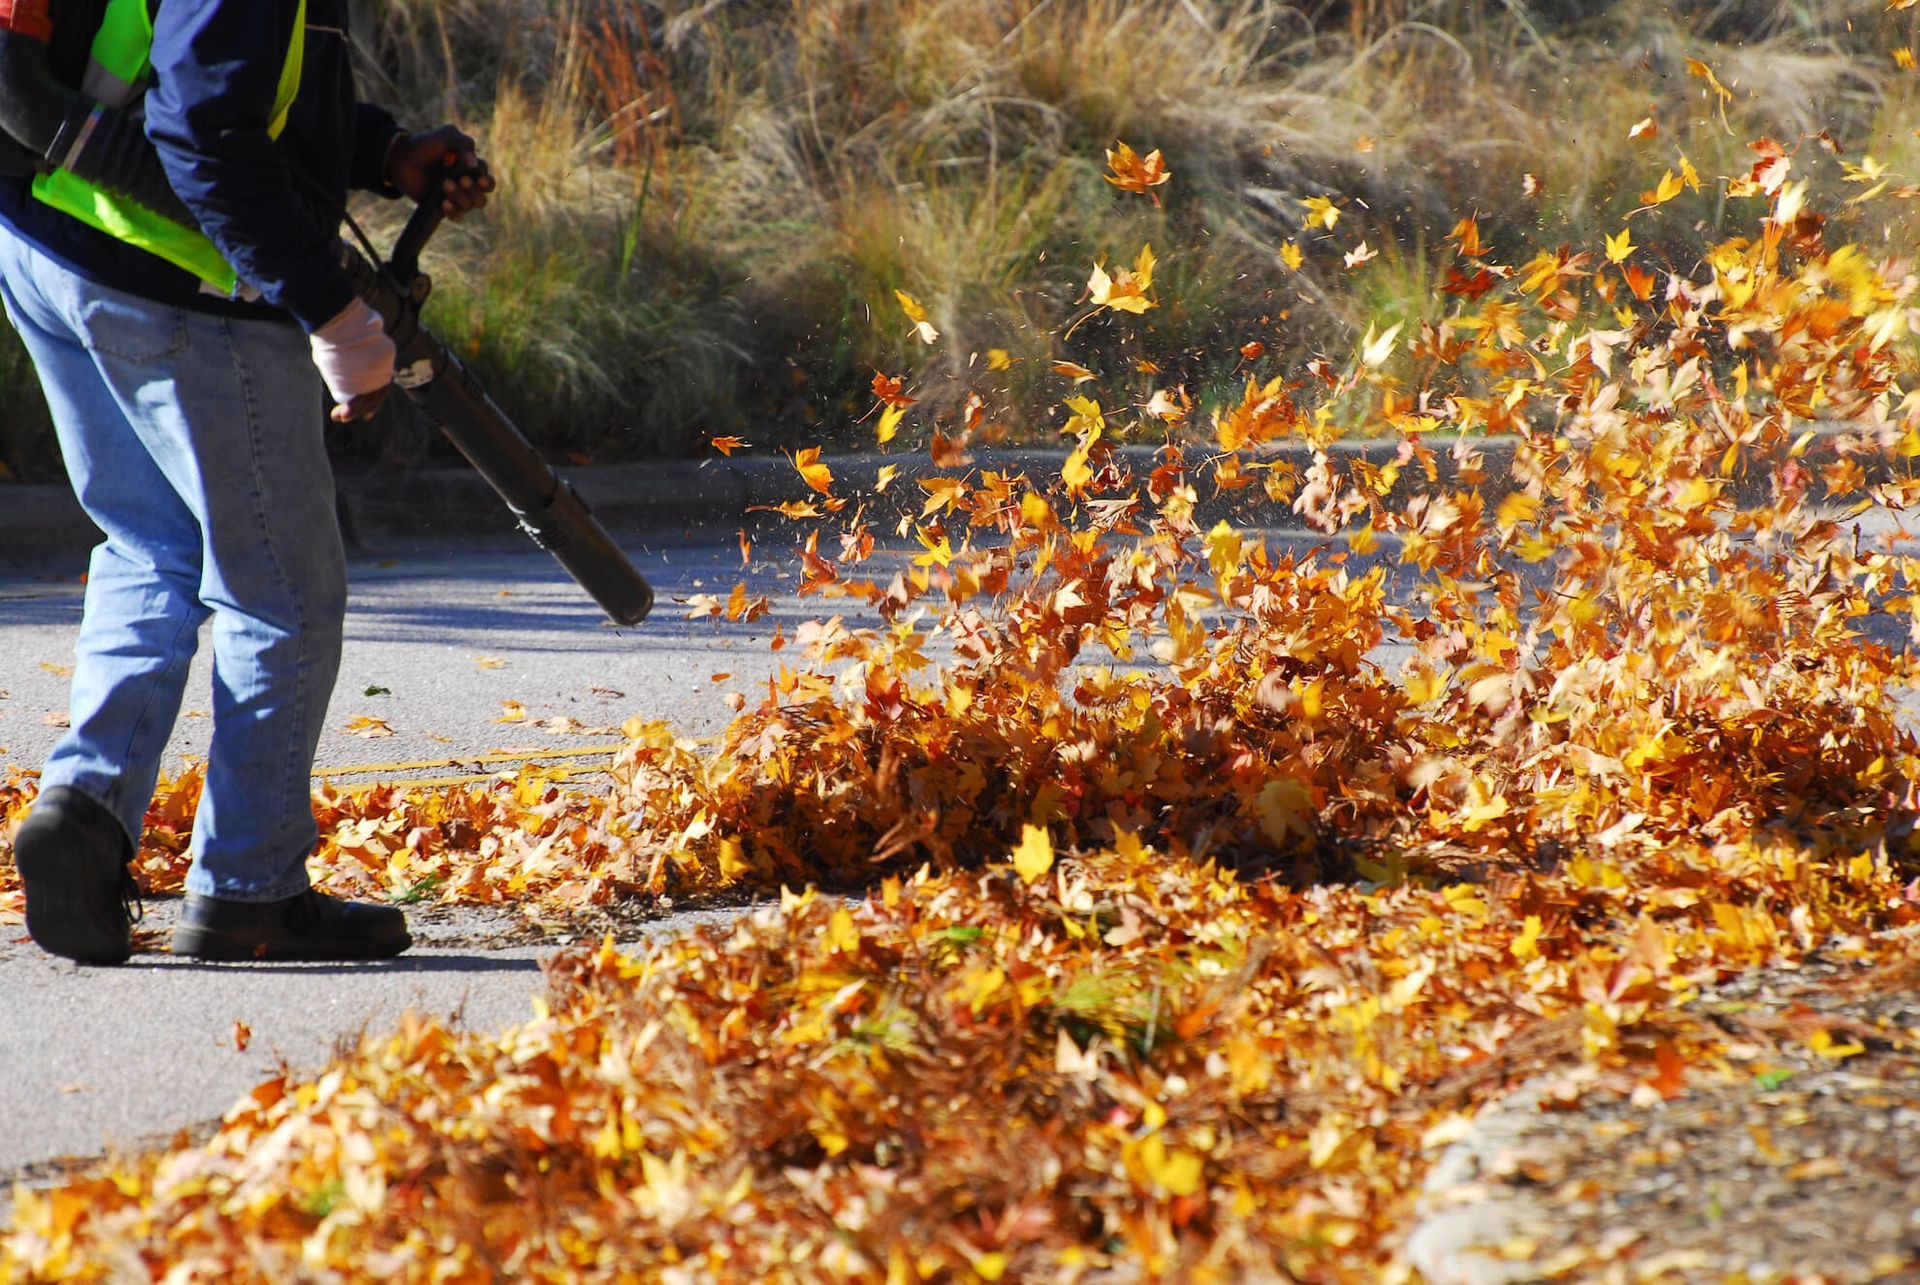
[8,119,1920,1278]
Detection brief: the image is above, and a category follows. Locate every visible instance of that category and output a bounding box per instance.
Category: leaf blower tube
[0,0,193,225]
[335,219,655,627]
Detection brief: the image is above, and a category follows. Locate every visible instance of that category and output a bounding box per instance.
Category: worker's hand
[311,297,395,424]
[385,126,495,219]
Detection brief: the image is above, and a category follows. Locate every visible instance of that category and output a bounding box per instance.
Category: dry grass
[0,0,1914,473]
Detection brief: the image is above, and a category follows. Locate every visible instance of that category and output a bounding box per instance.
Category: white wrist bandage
[309,298,396,405]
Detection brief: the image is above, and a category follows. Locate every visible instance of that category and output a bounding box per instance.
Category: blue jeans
[0,229,344,902]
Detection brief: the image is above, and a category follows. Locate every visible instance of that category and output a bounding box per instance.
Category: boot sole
[16,824,131,966]
[171,925,412,962]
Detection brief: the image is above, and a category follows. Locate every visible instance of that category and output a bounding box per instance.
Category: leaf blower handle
[338,161,655,628]
[388,151,493,285]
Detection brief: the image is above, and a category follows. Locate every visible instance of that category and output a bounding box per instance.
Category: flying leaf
[1087,244,1157,313]
[1605,227,1636,263]
[871,372,915,410]
[1301,195,1340,231]
[709,435,748,456]
[1104,141,1171,204]
[1359,321,1403,369]
[792,447,835,495]
[1496,490,1542,532]
[1449,216,1484,258]
[895,290,939,344]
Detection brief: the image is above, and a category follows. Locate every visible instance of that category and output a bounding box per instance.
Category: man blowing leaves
[0,0,492,963]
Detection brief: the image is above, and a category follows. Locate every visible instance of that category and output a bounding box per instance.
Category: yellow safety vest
[30,0,305,296]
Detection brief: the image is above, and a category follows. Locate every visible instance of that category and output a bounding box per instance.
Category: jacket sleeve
[144,0,356,332]
[351,102,405,197]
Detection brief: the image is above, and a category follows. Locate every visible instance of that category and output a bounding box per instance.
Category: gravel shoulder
[1407,929,1920,1284]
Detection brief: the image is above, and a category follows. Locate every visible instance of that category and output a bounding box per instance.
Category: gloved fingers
[387,125,496,212]
[438,152,494,220]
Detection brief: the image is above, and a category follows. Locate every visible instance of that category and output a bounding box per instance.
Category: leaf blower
[0,0,654,626]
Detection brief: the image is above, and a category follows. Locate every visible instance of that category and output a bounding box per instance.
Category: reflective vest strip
[29,0,306,294]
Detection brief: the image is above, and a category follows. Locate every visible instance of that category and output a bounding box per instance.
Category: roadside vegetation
[0,0,1915,477]
[8,1,1920,1256]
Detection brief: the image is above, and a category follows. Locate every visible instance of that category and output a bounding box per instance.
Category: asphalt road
[0,535,814,1196]
[1,536,818,779]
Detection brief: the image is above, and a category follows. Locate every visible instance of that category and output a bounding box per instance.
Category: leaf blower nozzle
[337,215,656,628]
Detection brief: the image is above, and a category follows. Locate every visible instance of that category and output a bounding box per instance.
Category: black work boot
[172,888,410,961]
[13,785,139,966]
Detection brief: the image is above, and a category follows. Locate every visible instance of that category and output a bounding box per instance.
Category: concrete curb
[2,438,1524,566]
[338,438,1522,543]
[0,425,1889,566]
[1402,1080,1563,1285]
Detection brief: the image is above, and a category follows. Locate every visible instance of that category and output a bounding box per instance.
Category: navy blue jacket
[0,0,402,333]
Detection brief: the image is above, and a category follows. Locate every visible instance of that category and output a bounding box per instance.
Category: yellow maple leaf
[1806,1029,1865,1060]
[716,836,751,880]
[1279,240,1303,271]
[1104,141,1171,203]
[792,446,834,495]
[1062,423,1101,495]
[827,907,859,954]
[912,526,953,568]
[1496,490,1542,532]
[894,289,939,344]
[875,403,907,446]
[1011,824,1054,883]
[1301,195,1340,231]
[1138,1134,1204,1197]
[1605,227,1636,263]
[1087,243,1157,314]
[1256,778,1314,848]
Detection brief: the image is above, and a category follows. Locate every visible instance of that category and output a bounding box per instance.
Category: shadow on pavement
[124,952,544,976]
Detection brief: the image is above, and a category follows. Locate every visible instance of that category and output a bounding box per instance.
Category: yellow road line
[339,770,603,789]
[314,744,626,778]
